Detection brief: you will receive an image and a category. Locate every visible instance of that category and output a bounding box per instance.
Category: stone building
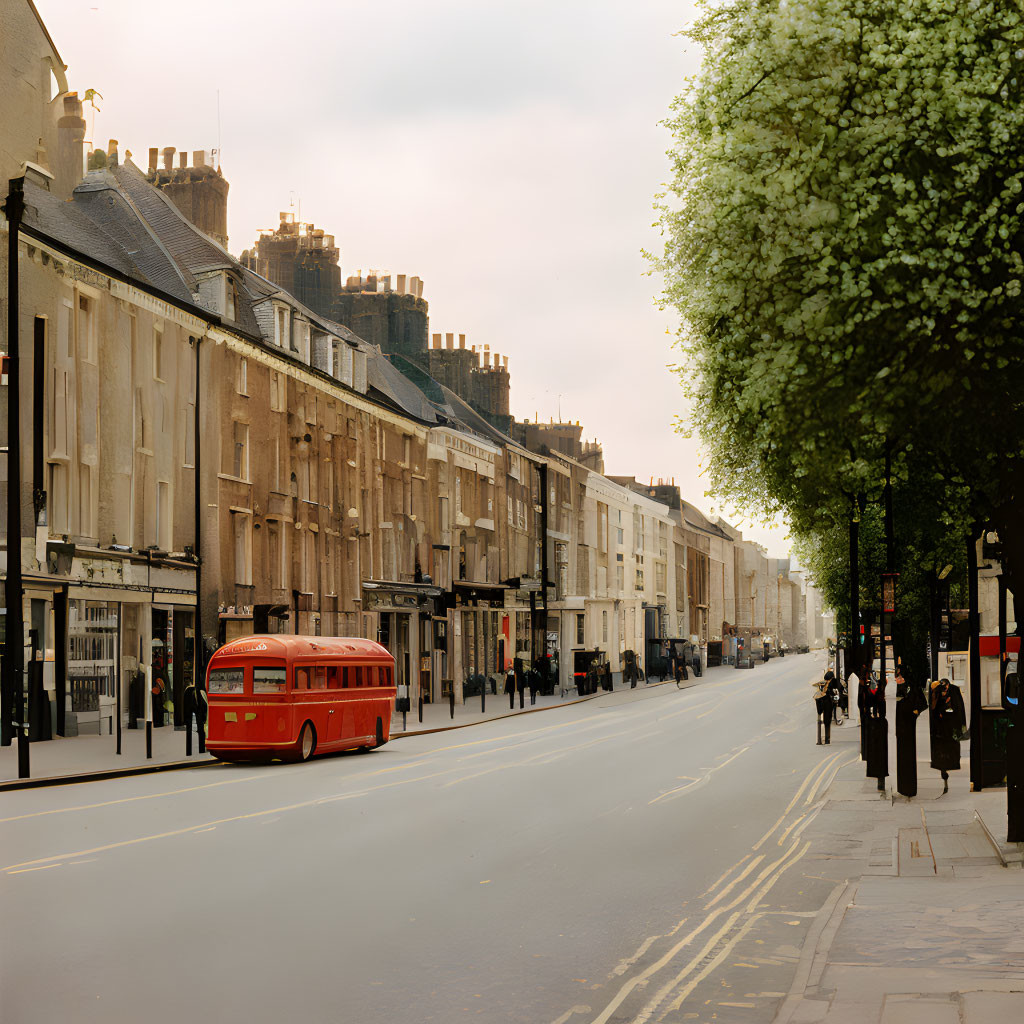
[513,417,604,473]
[334,272,429,369]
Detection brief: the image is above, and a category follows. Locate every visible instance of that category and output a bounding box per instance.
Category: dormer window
[274,304,290,348]
[225,275,238,321]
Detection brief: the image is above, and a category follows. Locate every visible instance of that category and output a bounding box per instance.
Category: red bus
[205,635,396,763]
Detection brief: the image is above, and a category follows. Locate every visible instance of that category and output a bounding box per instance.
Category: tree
[656,0,1024,601]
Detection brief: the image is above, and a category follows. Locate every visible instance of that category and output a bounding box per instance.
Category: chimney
[483,350,490,368]
[148,147,158,171]
[503,355,509,369]
[53,92,86,199]
[458,334,466,349]
[432,333,442,349]
[162,147,176,171]
[397,274,407,295]
[106,139,118,167]
[366,274,377,291]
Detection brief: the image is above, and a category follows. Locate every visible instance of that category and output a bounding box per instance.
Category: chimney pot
[63,92,83,117]
[148,147,158,171]
[192,149,205,168]
[179,150,187,168]
[483,351,490,368]
[458,334,466,349]
[503,355,509,369]
[432,333,442,349]
[162,146,176,171]
[397,274,407,294]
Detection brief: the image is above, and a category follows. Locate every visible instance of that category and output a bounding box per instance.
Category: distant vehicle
[205,635,396,763]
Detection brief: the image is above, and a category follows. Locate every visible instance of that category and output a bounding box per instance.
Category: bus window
[382,666,392,687]
[312,666,327,690]
[325,666,338,689]
[253,667,287,693]
[367,667,378,687]
[209,668,244,694]
[295,667,310,690]
[353,667,364,688]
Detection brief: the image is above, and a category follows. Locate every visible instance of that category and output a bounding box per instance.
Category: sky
[34,0,792,556]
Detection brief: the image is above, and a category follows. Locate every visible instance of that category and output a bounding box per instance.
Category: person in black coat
[863,672,889,789]
[894,668,927,798]
[929,678,966,793]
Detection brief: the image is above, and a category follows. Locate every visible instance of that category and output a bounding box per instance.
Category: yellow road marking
[699,854,752,899]
[7,863,62,874]
[776,814,807,847]
[704,855,764,910]
[752,751,840,850]
[648,746,750,805]
[587,841,806,1024]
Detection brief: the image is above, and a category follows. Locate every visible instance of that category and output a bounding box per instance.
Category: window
[237,356,248,396]
[78,463,93,538]
[294,667,310,690]
[275,306,289,348]
[156,481,171,550]
[209,669,244,694]
[77,295,95,362]
[616,565,624,591]
[49,463,69,534]
[270,371,286,412]
[153,324,163,379]
[341,666,350,689]
[225,277,237,321]
[598,504,608,553]
[507,495,514,525]
[602,610,609,643]
[617,527,624,546]
[253,667,286,693]
[232,422,249,479]
[576,614,585,646]
[311,666,327,689]
[325,667,338,689]
[233,512,252,585]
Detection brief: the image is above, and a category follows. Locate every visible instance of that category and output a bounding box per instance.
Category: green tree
[656,0,1024,601]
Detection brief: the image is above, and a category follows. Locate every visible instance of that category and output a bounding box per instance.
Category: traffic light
[859,625,866,645]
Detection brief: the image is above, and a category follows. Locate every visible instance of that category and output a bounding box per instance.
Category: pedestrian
[514,657,526,709]
[812,670,842,744]
[863,671,889,790]
[505,666,516,710]
[929,677,966,794]
[894,667,927,798]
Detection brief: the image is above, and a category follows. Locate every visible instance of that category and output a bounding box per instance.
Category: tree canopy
[656,0,1024,596]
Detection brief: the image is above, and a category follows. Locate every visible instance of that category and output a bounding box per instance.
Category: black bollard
[418,693,423,724]
[450,687,455,720]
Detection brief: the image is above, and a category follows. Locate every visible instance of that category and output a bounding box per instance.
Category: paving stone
[879,995,958,1024]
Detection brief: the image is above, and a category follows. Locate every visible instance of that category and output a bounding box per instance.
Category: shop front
[361,581,442,704]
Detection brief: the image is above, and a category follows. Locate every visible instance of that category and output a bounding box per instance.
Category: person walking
[929,677,966,794]
[813,670,842,744]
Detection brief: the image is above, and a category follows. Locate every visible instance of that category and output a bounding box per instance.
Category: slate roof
[19,158,505,440]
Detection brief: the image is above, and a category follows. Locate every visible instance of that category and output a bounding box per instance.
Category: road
[0,653,852,1024]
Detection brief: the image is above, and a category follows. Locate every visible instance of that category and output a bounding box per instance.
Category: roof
[212,635,392,660]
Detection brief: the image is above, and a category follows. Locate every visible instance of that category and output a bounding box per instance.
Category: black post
[968,532,983,791]
[417,691,422,724]
[449,686,455,720]
[481,675,485,714]
[193,335,205,754]
[54,587,68,737]
[929,573,940,682]
[2,178,26,751]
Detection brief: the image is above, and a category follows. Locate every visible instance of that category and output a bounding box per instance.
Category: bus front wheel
[296,722,316,762]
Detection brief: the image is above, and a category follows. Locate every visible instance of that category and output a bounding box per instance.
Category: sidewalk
[775,714,1024,1024]
[0,664,724,789]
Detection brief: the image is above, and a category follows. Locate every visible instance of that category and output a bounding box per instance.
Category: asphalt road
[1,652,850,1024]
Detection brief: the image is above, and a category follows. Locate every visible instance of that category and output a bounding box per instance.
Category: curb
[0,677,685,792]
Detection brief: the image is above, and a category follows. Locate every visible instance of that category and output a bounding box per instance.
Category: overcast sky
[35,0,792,556]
